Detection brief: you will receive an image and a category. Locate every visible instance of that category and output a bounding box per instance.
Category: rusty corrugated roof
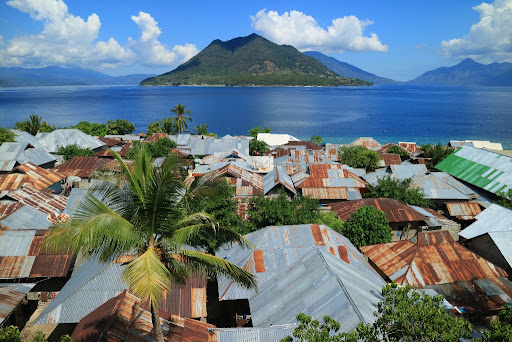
[97,136,124,147]
[145,133,169,142]
[360,230,509,287]
[52,156,110,178]
[0,202,23,220]
[445,201,482,220]
[398,142,419,153]
[209,163,264,197]
[330,198,428,223]
[0,283,35,325]
[0,162,65,192]
[379,153,402,166]
[7,185,67,215]
[71,291,215,342]
[349,137,380,148]
[282,141,324,150]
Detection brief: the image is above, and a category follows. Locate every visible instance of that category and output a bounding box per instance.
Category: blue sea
[1,84,511,148]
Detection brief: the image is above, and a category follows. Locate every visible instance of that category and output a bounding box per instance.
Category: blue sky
[0,0,510,81]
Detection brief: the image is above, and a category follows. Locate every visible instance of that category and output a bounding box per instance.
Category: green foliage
[147,121,164,134]
[421,143,455,169]
[248,191,320,229]
[13,114,55,135]
[31,332,46,342]
[57,144,95,160]
[310,136,323,146]
[338,146,380,171]
[140,34,372,87]
[365,176,431,207]
[481,307,512,342]
[248,126,272,138]
[317,211,344,234]
[71,121,107,136]
[193,123,209,135]
[106,119,136,135]
[170,104,192,133]
[282,313,358,342]
[342,206,392,247]
[0,127,15,143]
[128,138,177,159]
[0,327,70,342]
[59,336,72,342]
[249,139,270,156]
[386,145,410,158]
[495,189,512,210]
[358,283,472,342]
[147,117,177,135]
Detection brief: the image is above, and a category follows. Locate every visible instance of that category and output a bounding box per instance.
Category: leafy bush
[13,114,55,135]
[420,143,454,169]
[0,127,15,143]
[248,126,271,138]
[71,121,107,136]
[481,307,512,341]
[57,144,95,160]
[317,211,344,234]
[365,176,431,207]
[249,139,270,156]
[342,206,392,247]
[495,189,512,210]
[128,138,177,159]
[310,136,323,146]
[106,119,135,135]
[338,145,380,171]
[386,145,409,158]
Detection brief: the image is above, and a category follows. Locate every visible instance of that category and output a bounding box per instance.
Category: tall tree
[365,176,431,207]
[193,123,209,135]
[43,146,256,342]
[170,104,192,133]
[14,114,55,135]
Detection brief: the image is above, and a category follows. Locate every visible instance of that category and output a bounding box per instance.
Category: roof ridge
[313,246,366,323]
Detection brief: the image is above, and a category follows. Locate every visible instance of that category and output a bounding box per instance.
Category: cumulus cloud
[250,9,388,53]
[441,0,512,62]
[0,0,198,70]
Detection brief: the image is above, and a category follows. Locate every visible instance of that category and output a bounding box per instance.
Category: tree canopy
[386,145,410,158]
[338,146,380,171]
[57,144,95,160]
[71,121,107,136]
[13,114,55,135]
[128,137,177,159]
[248,125,271,138]
[342,206,392,247]
[249,139,270,156]
[421,143,454,169]
[310,136,323,146]
[0,127,15,144]
[481,307,512,342]
[365,176,431,207]
[170,104,192,133]
[495,189,512,210]
[106,119,136,135]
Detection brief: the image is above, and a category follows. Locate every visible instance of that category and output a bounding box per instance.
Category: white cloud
[441,0,512,62]
[250,9,388,53]
[0,0,198,70]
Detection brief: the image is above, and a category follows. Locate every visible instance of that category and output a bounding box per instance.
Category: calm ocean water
[1,84,511,148]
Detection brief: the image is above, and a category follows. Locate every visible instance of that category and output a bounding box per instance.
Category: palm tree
[14,114,55,135]
[170,104,192,133]
[43,146,256,342]
[193,123,209,135]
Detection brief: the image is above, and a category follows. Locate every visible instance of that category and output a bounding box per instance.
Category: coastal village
[1,119,512,342]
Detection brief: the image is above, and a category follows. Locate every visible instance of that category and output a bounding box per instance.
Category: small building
[398,141,419,153]
[170,134,250,157]
[0,162,65,195]
[207,163,264,197]
[448,140,503,150]
[408,205,461,240]
[0,283,35,328]
[361,230,512,316]
[52,156,111,183]
[294,164,367,203]
[378,153,402,167]
[348,137,380,148]
[459,204,512,274]
[262,166,296,197]
[34,129,106,153]
[274,149,335,175]
[0,142,57,173]
[330,198,429,240]
[256,133,300,147]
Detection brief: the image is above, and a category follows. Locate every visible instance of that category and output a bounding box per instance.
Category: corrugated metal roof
[379,153,402,166]
[0,162,65,192]
[35,257,207,324]
[256,133,300,147]
[0,283,35,325]
[0,142,57,170]
[209,164,264,197]
[0,204,52,230]
[216,224,385,330]
[104,134,144,142]
[211,325,296,342]
[7,185,67,215]
[361,230,510,290]
[52,156,110,178]
[348,137,380,148]
[398,142,419,153]
[263,166,296,195]
[178,135,250,156]
[436,146,512,196]
[36,129,105,153]
[445,201,482,220]
[330,198,428,223]
[459,204,512,240]
[324,143,341,162]
[63,188,87,216]
[0,202,22,220]
[487,231,512,272]
[71,291,215,342]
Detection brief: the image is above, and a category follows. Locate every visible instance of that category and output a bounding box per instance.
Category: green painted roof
[436,146,512,195]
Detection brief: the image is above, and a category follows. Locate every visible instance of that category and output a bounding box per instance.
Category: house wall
[389,221,421,241]
[465,234,511,274]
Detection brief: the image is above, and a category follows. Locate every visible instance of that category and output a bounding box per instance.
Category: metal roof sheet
[209,164,264,197]
[7,185,67,215]
[459,204,512,240]
[379,153,402,166]
[445,201,482,220]
[263,166,296,194]
[52,156,110,178]
[436,146,512,195]
[348,137,380,148]
[0,202,23,220]
[36,129,105,153]
[256,133,300,147]
[211,325,296,342]
[330,198,428,223]
[488,231,512,271]
[361,231,509,289]
[0,204,51,230]
[398,142,419,153]
[0,283,35,325]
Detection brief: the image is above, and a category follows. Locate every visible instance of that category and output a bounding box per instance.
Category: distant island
[140,33,372,87]
[0,66,155,87]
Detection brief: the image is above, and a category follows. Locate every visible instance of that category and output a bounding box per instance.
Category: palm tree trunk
[151,302,165,342]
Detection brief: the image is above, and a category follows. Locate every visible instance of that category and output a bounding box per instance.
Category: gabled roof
[0,162,65,193]
[256,133,300,147]
[171,134,250,156]
[459,204,512,240]
[0,230,73,279]
[282,140,323,150]
[361,231,512,313]
[398,142,419,153]
[35,129,105,153]
[275,149,334,175]
[379,153,402,166]
[52,156,110,178]
[216,224,385,330]
[436,146,512,196]
[0,283,35,325]
[7,185,67,215]
[445,201,482,220]
[35,258,207,325]
[348,137,380,148]
[263,166,296,194]
[71,291,214,342]
[0,142,57,171]
[295,164,366,200]
[0,203,52,230]
[330,198,428,223]
[209,163,264,196]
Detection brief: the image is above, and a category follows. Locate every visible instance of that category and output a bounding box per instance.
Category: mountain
[140,34,372,87]
[407,58,512,86]
[303,51,399,84]
[0,66,156,86]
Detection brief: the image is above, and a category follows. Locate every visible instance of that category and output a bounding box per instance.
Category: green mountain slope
[303,51,400,84]
[141,34,372,87]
